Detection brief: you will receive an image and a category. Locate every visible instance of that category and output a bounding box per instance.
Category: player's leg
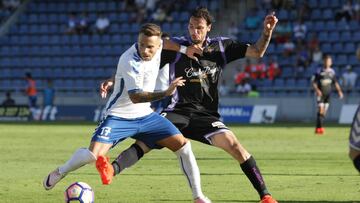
[210,131,276,202]
[112,140,151,175]
[135,113,209,202]
[315,102,325,134]
[157,136,210,203]
[187,115,277,203]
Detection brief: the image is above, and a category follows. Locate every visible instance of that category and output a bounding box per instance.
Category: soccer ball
[64,182,94,203]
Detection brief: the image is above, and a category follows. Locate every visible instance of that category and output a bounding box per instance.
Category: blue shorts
[91,112,181,149]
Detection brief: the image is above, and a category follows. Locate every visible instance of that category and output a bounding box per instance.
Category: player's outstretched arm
[100,75,115,98]
[128,77,185,103]
[335,82,344,99]
[245,12,278,58]
[163,39,202,61]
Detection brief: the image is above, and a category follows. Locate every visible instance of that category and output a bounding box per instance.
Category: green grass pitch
[0,123,359,203]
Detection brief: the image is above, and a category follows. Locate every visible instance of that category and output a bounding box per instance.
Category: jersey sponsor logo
[184,66,218,79]
[212,121,226,128]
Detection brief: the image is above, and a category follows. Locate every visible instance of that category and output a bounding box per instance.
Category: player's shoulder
[118,44,142,68]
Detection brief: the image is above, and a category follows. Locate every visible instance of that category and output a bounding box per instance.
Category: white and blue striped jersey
[104,42,163,118]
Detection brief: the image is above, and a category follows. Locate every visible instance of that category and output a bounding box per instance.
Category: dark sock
[112,143,144,175]
[316,112,324,128]
[353,155,360,172]
[240,156,269,199]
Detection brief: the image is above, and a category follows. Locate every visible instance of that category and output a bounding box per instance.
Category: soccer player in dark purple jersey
[311,54,343,134]
[101,7,278,203]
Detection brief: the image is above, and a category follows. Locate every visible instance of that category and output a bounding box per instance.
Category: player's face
[324,57,332,68]
[137,33,161,61]
[188,17,211,45]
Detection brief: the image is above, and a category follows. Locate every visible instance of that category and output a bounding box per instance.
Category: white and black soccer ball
[64,182,94,203]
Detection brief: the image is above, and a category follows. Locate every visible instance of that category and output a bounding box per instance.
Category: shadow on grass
[154,200,359,203]
[77,172,359,177]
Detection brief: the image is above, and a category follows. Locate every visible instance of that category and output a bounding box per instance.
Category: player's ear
[207,24,212,32]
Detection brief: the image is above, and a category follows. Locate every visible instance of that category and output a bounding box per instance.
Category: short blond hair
[139,23,162,37]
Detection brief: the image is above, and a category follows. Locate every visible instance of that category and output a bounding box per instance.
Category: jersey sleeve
[160,50,177,68]
[118,54,144,93]
[222,39,249,64]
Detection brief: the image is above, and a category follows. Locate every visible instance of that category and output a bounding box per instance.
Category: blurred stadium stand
[0,0,358,100]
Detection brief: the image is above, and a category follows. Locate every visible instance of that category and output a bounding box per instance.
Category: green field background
[0,123,359,203]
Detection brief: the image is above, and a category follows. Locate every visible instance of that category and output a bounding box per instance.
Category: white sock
[174,142,204,199]
[58,148,96,175]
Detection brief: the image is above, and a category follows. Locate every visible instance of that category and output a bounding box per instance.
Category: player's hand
[186,45,203,61]
[100,79,114,98]
[316,90,322,97]
[263,12,278,35]
[166,77,186,96]
[338,91,344,99]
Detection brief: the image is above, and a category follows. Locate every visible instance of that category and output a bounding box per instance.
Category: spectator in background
[245,8,261,30]
[267,58,281,80]
[152,4,172,23]
[282,37,295,56]
[2,0,20,11]
[311,45,323,63]
[2,91,15,106]
[341,65,358,92]
[245,59,261,80]
[356,46,360,61]
[335,0,354,22]
[273,20,292,44]
[294,44,310,78]
[95,13,110,34]
[124,0,137,12]
[41,80,57,121]
[25,72,40,120]
[235,70,250,85]
[66,12,78,34]
[78,12,90,34]
[236,79,252,96]
[307,33,319,54]
[293,18,307,41]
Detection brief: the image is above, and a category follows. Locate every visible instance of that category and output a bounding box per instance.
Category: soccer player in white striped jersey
[43,23,210,203]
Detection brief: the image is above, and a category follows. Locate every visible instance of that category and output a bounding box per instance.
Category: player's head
[322,54,332,68]
[25,72,32,79]
[188,7,213,45]
[138,23,162,61]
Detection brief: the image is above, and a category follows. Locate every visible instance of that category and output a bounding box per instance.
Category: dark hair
[190,7,213,25]
[161,32,170,39]
[323,54,331,60]
[25,72,32,78]
[139,23,162,37]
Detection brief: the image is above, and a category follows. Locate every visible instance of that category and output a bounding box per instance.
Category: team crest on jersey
[212,121,226,128]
